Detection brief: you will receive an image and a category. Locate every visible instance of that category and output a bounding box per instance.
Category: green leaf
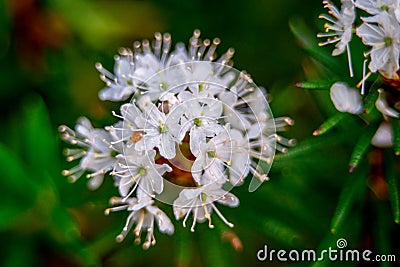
[49,0,126,49]
[295,80,332,90]
[309,233,354,267]
[363,86,379,114]
[200,227,235,267]
[385,155,400,224]
[392,119,400,156]
[373,202,396,267]
[330,171,366,234]
[313,112,349,136]
[49,205,81,244]
[273,133,345,166]
[262,218,303,248]
[0,204,27,230]
[348,125,377,172]
[0,143,36,199]
[175,228,193,267]
[23,96,59,179]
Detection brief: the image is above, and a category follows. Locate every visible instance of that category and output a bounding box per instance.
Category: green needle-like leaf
[348,125,377,172]
[330,171,366,234]
[49,206,81,244]
[385,155,400,224]
[392,119,400,156]
[175,228,193,267]
[0,205,27,231]
[0,143,36,199]
[262,218,304,248]
[23,96,59,179]
[295,80,332,90]
[374,202,395,267]
[313,112,349,136]
[200,227,234,267]
[362,86,379,114]
[273,133,345,166]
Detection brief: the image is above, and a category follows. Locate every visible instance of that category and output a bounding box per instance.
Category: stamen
[202,203,214,229]
[197,39,210,60]
[104,205,129,215]
[142,39,151,53]
[205,38,220,61]
[211,203,234,227]
[346,44,354,77]
[249,164,269,182]
[161,33,171,65]
[109,196,123,205]
[357,60,371,95]
[190,206,198,232]
[111,110,124,120]
[133,209,145,239]
[182,207,192,228]
[153,32,162,58]
[190,29,201,59]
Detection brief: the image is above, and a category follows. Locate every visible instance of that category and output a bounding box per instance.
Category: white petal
[371,122,393,148]
[147,206,175,234]
[98,85,134,101]
[159,133,176,159]
[216,192,240,207]
[87,174,104,190]
[376,89,400,118]
[330,82,363,114]
[119,176,133,197]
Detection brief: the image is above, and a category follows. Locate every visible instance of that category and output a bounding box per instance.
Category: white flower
[375,88,400,118]
[318,0,356,56]
[191,128,233,185]
[225,129,251,186]
[356,11,400,79]
[96,50,138,101]
[218,74,268,134]
[133,100,179,159]
[371,121,394,148]
[59,117,121,190]
[175,97,224,154]
[105,193,174,249]
[61,30,295,249]
[330,82,363,114]
[178,61,235,98]
[173,183,239,232]
[105,103,143,146]
[318,0,356,77]
[96,30,235,102]
[355,0,398,16]
[117,149,171,197]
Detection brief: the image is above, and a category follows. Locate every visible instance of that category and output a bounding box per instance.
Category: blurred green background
[1,0,398,266]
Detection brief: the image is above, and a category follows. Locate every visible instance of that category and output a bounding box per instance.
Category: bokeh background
[1,0,398,266]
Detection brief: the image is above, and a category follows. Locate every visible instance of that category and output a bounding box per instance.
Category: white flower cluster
[318,0,400,79]
[59,30,294,249]
[317,1,400,148]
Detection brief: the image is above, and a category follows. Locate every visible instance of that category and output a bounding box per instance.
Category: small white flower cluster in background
[318,0,400,80]
[59,30,294,249]
[317,0,400,148]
